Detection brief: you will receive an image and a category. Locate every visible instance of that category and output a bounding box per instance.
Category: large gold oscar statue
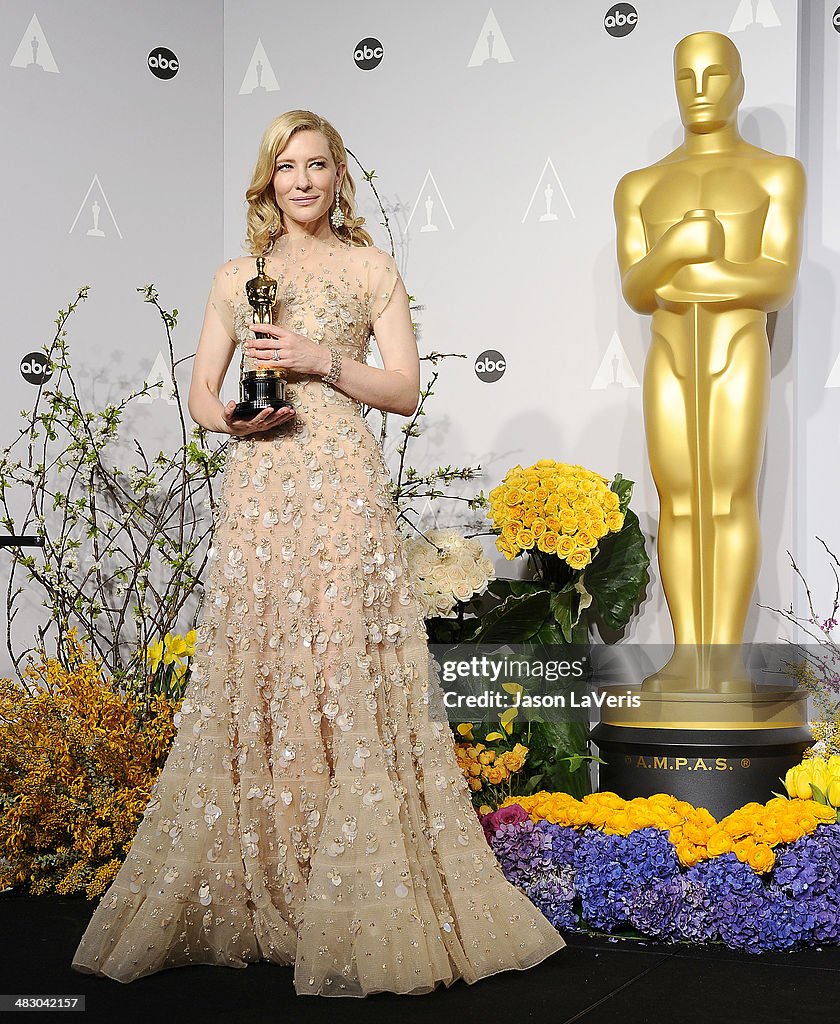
[614,30,805,693]
[594,31,809,816]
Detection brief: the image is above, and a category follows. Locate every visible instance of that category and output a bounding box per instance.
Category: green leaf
[550,590,578,643]
[523,773,545,794]
[467,590,551,643]
[570,614,589,645]
[533,619,566,643]
[810,782,829,805]
[586,508,650,630]
[610,474,635,514]
[518,721,592,799]
[486,578,544,600]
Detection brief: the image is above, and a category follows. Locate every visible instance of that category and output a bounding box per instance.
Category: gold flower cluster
[487,460,624,567]
[0,629,182,899]
[455,741,528,793]
[808,719,840,757]
[500,790,837,874]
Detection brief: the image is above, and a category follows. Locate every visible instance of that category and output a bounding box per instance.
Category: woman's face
[272,129,343,230]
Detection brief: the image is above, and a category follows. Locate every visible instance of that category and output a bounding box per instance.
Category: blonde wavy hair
[244,110,373,254]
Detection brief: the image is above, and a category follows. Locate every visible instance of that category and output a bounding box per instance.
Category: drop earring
[330,185,345,229]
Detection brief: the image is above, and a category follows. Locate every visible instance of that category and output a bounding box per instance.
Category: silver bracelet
[322,346,342,386]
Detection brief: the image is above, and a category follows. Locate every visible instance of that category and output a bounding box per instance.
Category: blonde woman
[72,110,565,996]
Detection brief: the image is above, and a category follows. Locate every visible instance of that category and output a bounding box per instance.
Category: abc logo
[354,37,384,71]
[475,350,507,383]
[148,47,180,80]
[20,352,53,385]
[833,6,840,31]
[604,4,638,37]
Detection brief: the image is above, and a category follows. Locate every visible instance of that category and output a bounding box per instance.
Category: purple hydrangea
[678,853,819,952]
[771,824,840,944]
[524,865,578,930]
[486,812,840,953]
[535,820,579,865]
[568,827,678,931]
[671,873,721,944]
[490,818,554,887]
[627,875,690,941]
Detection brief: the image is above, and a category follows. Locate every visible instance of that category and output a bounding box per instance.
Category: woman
[71,110,565,997]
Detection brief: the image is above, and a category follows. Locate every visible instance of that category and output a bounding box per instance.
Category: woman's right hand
[221,400,296,436]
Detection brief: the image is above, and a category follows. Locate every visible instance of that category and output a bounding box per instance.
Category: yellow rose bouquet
[489,461,624,568]
[482,461,649,645]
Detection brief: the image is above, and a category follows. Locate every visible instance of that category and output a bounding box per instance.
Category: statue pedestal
[589,686,811,819]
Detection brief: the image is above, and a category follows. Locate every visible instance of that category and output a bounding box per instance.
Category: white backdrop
[223,0,799,646]
[2,0,834,678]
[1,1,223,676]
[796,1,840,625]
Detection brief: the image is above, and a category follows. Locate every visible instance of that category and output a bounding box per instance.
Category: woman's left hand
[244,324,331,376]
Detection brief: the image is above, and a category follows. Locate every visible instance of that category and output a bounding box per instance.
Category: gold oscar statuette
[613,31,806,694]
[233,256,291,420]
[594,31,810,816]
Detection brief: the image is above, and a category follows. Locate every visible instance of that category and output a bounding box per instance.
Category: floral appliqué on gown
[71,235,565,996]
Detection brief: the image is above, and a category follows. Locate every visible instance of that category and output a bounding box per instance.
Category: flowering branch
[0,286,229,684]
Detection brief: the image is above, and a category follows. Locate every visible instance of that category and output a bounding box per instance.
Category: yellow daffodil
[162,632,189,666]
[146,639,164,674]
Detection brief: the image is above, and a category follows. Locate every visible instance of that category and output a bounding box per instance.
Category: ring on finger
[273,348,280,362]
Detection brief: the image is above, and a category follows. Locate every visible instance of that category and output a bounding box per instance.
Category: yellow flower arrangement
[455,740,530,798]
[808,719,840,758]
[139,629,196,698]
[497,790,836,874]
[0,628,183,898]
[785,754,840,812]
[487,460,625,567]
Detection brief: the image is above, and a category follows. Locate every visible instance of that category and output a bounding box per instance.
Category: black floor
[1,894,839,1024]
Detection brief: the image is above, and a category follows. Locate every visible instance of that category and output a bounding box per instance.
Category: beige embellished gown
[71,234,565,997]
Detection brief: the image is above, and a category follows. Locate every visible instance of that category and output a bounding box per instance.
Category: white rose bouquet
[404,528,495,620]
